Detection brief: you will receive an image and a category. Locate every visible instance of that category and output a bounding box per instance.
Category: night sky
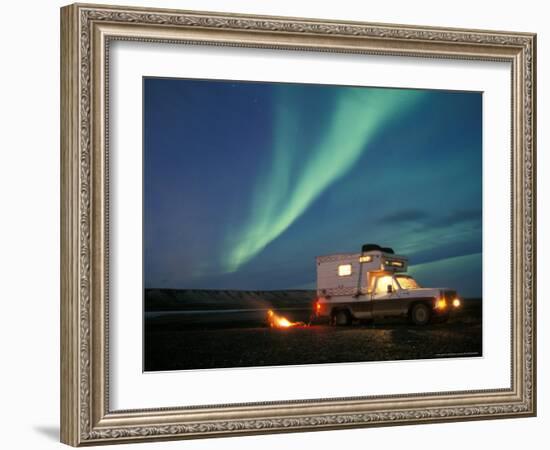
[144,78,482,298]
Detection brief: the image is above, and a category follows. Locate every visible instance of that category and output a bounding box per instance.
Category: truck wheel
[411,303,431,326]
[334,310,351,326]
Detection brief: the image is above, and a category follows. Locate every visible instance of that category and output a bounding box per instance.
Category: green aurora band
[223,86,426,273]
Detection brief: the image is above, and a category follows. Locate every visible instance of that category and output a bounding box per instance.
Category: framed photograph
[60,3,536,446]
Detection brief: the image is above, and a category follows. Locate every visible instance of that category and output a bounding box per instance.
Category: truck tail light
[315,301,322,314]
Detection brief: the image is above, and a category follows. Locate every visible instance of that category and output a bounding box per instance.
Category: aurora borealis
[224,87,425,273]
[144,78,482,297]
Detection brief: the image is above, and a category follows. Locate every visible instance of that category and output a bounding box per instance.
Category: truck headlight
[452,298,461,308]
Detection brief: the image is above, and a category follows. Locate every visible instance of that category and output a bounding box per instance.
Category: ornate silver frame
[60,3,536,446]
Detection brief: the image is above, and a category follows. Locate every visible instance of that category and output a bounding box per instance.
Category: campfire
[267,309,306,328]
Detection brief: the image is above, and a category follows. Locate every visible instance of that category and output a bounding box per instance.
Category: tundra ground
[144,300,482,371]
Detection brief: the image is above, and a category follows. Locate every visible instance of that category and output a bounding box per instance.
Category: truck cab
[314,244,461,326]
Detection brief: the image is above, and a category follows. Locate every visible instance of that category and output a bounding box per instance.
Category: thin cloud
[429,208,482,228]
[378,209,429,224]
[380,208,481,229]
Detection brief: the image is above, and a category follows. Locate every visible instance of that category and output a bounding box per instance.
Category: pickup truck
[314,244,461,326]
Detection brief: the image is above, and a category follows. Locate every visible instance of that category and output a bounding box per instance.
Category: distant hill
[144,289,317,311]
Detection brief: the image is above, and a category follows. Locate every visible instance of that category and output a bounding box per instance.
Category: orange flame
[267,309,305,328]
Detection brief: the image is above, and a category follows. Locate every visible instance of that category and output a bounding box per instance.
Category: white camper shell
[316,250,408,298]
[314,244,461,326]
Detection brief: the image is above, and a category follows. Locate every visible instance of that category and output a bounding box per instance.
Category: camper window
[338,264,352,276]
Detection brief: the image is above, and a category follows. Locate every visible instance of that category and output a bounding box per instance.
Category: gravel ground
[144,301,482,371]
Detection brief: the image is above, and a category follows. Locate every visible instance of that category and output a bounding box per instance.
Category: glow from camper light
[376,275,395,294]
[223,86,425,272]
